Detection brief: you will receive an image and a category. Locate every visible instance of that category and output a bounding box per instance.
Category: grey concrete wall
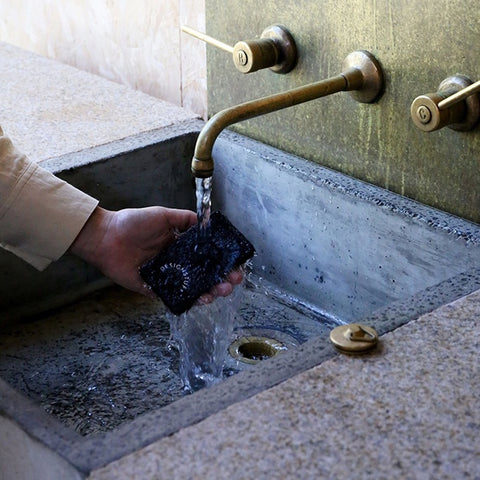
[211,132,480,322]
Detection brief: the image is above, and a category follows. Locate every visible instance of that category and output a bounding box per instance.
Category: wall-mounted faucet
[182,25,297,74]
[411,75,480,132]
[191,50,384,178]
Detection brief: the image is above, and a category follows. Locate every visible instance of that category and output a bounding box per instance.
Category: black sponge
[139,211,255,315]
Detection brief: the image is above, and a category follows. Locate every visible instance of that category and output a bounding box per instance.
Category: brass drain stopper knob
[330,324,378,354]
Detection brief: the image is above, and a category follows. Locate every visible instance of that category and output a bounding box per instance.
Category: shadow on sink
[0,120,479,474]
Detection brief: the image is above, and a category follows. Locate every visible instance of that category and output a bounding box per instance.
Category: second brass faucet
[191,50,384,178]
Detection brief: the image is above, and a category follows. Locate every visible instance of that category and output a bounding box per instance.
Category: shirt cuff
[0,137,99,270]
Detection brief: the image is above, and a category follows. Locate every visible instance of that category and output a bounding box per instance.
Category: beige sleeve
[0,127,99,270]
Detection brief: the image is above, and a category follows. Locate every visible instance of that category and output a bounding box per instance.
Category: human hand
[70,206,243,300]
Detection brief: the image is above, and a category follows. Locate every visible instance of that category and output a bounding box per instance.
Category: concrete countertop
[90,289,480,480]
[2,41,479,480]
[0,42,197,163]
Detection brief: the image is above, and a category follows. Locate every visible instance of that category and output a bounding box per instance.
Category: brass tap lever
[181,25,297,74]
[411,76,480,132]
[192,50,384,178]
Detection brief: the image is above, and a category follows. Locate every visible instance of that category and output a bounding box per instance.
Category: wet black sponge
[139,211,255,315]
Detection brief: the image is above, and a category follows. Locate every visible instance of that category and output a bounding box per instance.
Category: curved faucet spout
[192,50,383,178]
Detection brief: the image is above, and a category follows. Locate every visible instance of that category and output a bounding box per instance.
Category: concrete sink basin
[1,120,479,477]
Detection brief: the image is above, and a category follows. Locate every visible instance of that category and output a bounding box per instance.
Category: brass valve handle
[181,25,297,74]
[438,79,480,110]
[411,75,480,132]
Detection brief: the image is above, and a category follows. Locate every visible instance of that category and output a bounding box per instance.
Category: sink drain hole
[229,336,286,365]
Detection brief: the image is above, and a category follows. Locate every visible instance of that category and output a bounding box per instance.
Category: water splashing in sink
[167,285,242,391]
[165,175,240,391]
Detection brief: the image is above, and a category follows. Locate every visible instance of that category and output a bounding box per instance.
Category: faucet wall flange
[437,76,480,131]
[341,50,384,104]
[259,25,297,74]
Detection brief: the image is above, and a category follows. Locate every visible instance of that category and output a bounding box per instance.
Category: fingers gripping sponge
[139,212,255,315]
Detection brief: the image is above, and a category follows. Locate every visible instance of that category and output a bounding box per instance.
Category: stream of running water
[167,176,240,391]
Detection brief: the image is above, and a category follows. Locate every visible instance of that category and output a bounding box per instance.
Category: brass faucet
[192,50,384,178]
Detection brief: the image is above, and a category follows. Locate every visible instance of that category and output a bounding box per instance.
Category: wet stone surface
[0,289,182,436]
[0,278,336,436]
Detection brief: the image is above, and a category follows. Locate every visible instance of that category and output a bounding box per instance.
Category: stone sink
[1,120,479,477]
